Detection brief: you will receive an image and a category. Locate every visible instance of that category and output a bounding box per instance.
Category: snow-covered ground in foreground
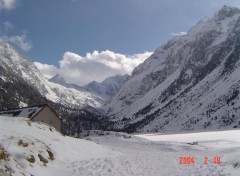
[0,116,116,176]
[0,115,240,176]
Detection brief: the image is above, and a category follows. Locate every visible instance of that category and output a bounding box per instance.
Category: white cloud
[171,32,187,36]
[0,2,31,52]
[2,33,32,51]
[0,0,18,11]
[35,50,152,85]
[34,62,59,79]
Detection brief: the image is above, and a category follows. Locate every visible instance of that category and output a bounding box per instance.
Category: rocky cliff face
[105,6,240,132]
[0,39,48,109]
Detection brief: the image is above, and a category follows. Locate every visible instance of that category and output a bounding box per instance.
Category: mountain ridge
[49,73,130,102]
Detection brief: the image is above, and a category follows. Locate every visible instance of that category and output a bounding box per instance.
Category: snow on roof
[0,105,46,119]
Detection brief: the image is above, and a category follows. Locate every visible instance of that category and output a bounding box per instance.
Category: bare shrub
[0,146,9,161]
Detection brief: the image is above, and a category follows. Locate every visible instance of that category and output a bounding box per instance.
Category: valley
[0,4,240,176]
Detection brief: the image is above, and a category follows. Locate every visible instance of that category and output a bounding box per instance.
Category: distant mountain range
[104,5,240,133]
[49,73,130,102]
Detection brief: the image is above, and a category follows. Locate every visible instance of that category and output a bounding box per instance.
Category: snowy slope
[105,6,240,132]
[1,115,239,176]
[0,115,116,175]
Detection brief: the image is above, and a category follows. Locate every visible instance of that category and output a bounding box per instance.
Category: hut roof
[0,104,61,120]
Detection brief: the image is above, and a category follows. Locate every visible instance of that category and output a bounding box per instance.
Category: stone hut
[0,104,62,132]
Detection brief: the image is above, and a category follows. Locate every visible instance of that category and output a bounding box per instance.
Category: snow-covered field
[0,115,239,176]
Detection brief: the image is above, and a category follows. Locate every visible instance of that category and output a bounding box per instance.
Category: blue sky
[1,0,240,85]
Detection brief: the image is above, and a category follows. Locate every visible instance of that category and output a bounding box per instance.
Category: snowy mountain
[104,6,240,132]
[49,73,130,102]
[48,74,85,91]
[49,74,70,88]
[83,74,130,102]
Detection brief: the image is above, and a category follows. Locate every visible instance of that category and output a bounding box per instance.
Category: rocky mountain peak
[49,74,66,84]
[215,5,240,20]
[83,74,130,102]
